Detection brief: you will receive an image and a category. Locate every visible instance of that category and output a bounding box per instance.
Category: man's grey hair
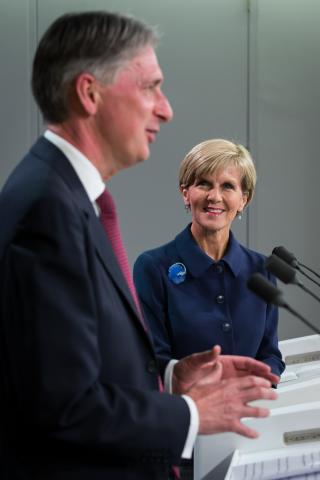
[32,11,159,123]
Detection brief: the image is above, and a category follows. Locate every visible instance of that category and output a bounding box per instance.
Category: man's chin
[138,147,151,163]
[121,152,150,170]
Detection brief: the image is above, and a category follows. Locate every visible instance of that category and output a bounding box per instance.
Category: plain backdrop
[1,0,320,340]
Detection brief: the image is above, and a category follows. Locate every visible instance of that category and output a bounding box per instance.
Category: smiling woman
[134,138,285,479]
[134,138,285,375]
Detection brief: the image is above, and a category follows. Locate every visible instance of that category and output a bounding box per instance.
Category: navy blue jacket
[134,225,285,376]
[0,137,189,480]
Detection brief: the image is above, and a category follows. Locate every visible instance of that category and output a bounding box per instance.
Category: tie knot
[96,189,116,218]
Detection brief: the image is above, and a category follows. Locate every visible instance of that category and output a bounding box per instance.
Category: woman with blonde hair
[134,139,284,376]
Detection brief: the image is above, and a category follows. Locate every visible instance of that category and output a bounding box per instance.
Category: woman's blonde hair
[179,139,257,203]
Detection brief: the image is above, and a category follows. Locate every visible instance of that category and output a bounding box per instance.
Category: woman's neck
[190,224,229,261]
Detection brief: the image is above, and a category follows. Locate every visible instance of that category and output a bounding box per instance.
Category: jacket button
[147,360,158,374]
[222,322,231,332]
[216,294,225,304]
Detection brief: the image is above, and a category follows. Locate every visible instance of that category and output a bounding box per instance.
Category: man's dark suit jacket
[0,137,190,480]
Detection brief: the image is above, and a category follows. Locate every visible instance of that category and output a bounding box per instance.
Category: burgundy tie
[96,189,142,316]
[96,189,180,479]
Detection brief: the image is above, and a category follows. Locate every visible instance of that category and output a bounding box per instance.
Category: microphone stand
[284,303,320,334]
[248,272,320,335]
[298,268,320,288]
[299,262,320,280]
[299,283,320,303]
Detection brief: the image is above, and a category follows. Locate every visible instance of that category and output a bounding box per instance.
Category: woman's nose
[207,188,222,202]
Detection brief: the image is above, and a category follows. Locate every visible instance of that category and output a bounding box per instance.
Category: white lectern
[193,335,320,480]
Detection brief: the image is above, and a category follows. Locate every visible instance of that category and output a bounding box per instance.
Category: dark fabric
[96,190,178,477]
[0,136,190,480]
[134,224,285,376]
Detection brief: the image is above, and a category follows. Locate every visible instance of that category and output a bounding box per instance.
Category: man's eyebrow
[141,75,163,86]
[152,79,163,88]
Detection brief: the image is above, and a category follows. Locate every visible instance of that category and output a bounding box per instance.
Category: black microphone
[272,246,298,269]
[265,254,320,304]
[273,246,320,287]
[247,272,320,334]
[247,272,285,306]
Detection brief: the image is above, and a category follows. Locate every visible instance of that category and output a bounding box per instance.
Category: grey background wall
[249,0,320,338]
[1,0,319,340]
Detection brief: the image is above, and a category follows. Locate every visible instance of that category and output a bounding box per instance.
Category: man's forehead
[121,47,163,80]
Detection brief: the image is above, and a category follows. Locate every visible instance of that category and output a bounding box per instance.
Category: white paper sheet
[231,450,320,480]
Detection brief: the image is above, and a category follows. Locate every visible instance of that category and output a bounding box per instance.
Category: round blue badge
[168,262,187,285]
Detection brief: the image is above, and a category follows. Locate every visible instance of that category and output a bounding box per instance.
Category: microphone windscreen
[265,254,297,284]
[272,246,298,268]
[247,272,285,306]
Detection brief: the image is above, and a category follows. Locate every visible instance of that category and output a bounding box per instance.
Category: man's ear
[74,73,101,115]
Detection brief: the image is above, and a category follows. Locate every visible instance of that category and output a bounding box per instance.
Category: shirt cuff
[164,359,178,393]
[164,359,199,459]
[180,394,200,458]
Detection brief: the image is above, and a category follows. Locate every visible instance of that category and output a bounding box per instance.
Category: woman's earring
[237,210,242,220]
[184,203,191,213]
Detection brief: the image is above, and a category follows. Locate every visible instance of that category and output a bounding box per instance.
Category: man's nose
[156,92,173,123]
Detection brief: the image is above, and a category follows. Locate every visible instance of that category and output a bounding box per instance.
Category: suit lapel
[31,137,152,340]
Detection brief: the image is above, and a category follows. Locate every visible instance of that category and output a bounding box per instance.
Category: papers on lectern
[230,448,320,480]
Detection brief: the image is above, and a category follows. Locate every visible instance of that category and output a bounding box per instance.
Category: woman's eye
[196,180,210,188]
[223,182,234,190]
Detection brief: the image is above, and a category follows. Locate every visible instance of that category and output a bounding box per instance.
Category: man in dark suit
[0,11,278,480]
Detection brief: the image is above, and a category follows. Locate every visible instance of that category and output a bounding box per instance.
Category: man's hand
[172,345,222,394]
[187,375,277,438]
[172,345,279,438]
[219,354,280,384]
[172,345,279,395]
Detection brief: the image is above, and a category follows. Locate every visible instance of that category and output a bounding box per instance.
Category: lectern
[194,335,320,480]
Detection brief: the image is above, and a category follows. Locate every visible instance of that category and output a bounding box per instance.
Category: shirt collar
[44,130,105,204]
[174,224,244,278]
[222,231,245,276]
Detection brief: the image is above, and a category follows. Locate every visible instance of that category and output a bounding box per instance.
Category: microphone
[247,272,320,334]
[272,246,320,287]
[272,246,298,268]
[247,272,285,306]
[265,254,320,304]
